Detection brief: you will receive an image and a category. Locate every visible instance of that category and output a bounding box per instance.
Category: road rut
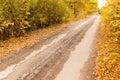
[0,14,101,80]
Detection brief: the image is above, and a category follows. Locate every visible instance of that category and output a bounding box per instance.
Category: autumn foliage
[95,0,120,79]
[0,0,97,40]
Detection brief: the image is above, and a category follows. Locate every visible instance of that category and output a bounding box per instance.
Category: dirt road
[0,14,101,80]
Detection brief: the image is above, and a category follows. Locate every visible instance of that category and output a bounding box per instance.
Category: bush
[31,0,73,27]
[0,0,98,40]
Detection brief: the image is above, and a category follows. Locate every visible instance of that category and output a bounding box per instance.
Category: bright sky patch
[98,0,107,9]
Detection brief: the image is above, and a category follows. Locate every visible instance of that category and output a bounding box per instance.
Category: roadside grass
[95,23,120,80]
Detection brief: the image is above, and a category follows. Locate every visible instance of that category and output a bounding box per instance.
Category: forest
[0,0,97,40]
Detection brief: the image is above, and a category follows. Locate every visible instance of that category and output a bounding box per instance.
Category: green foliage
[64,0,98,18]
[0,0,98,40]
[31,0,73,27]
[0,0,31,39]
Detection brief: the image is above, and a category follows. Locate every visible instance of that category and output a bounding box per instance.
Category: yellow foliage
[95,0,120,79]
